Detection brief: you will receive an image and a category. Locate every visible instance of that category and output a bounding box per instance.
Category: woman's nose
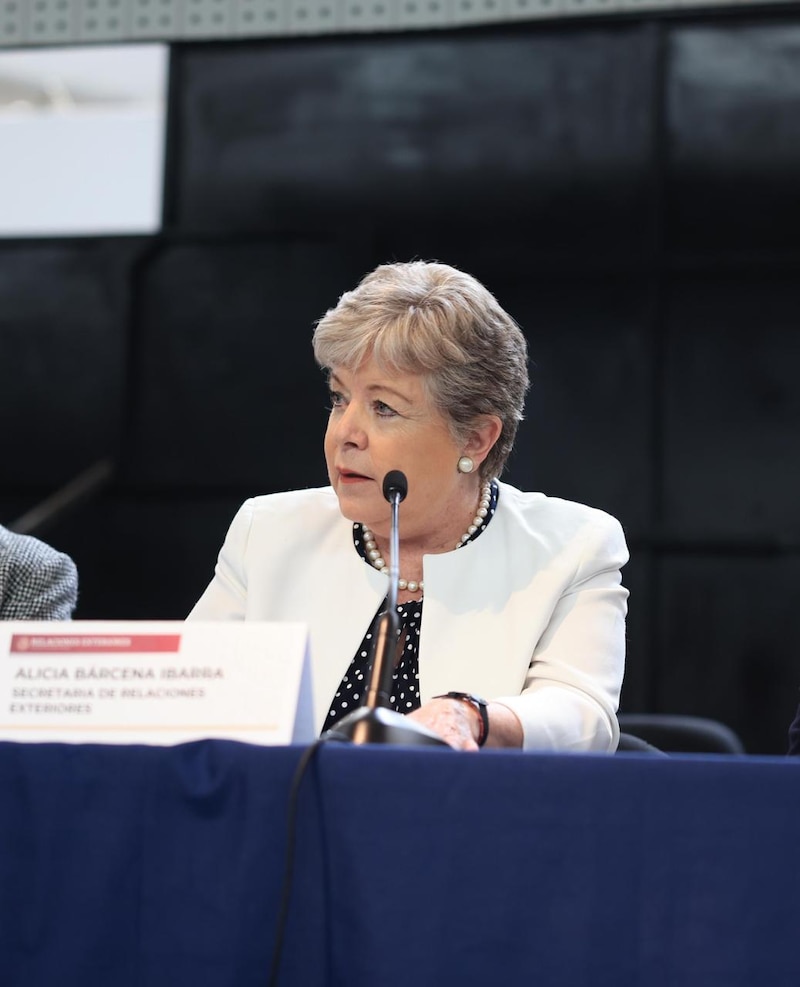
[333,402,367,448]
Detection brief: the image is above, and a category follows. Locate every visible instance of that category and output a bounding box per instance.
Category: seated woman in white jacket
[188,260,629,752]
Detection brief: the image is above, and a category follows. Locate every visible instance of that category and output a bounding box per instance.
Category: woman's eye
[328,390,344,408]
[374,400,397,417]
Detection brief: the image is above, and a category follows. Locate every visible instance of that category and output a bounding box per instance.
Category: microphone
[364,470,406,708]
[323,470,447,747]
[382,470,408,502]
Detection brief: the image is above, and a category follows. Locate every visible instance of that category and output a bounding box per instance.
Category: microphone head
[382,470,408,503]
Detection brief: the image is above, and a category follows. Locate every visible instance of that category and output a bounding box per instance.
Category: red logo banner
[10,634,182,655]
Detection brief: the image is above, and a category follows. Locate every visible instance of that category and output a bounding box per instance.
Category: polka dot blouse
[322,480,499,733]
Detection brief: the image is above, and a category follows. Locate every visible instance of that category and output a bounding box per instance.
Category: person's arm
[495,513,628,752]
[411,513,628,752]
[0,529,79,621]
[10,549,79,620]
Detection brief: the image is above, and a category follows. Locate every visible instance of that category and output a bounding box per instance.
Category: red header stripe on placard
[10,635,182,655]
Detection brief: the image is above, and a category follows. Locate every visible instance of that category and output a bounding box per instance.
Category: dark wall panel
[0,243,135,492]
[496,270,654,534]
[51,496,245,620]
[668,22,800,253]
[658,556,800,755]
[173,27,657,254]
[663,274,800,540]
[125,239,368,490]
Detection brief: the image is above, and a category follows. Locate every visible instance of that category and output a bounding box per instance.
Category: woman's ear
[463,415,503,469]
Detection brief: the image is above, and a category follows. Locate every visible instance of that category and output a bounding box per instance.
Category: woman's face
[324,358,477,544]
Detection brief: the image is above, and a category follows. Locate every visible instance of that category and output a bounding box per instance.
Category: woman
[188,261,629,751]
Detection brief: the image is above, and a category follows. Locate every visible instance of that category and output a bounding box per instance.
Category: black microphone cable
[266,737,325,987]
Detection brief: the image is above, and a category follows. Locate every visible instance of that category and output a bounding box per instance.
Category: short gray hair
[312,260,529,480]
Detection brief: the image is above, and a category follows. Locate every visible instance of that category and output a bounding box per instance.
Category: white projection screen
[0,44,168,237]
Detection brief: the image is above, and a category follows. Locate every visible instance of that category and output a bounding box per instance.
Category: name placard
[0,620,314,746]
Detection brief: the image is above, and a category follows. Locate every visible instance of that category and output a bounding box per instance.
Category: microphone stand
[323,473,448,748]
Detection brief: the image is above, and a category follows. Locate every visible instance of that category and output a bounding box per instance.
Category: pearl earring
[457,456,475,474]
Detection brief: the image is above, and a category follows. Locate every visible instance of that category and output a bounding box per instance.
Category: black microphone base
[322,706,449,747]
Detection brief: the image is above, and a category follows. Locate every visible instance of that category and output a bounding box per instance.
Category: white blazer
[188,482,629,751]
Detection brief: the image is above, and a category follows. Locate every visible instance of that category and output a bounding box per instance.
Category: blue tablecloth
[1,741,798,987]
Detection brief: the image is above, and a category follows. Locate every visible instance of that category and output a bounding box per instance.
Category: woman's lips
[338,470,371,484]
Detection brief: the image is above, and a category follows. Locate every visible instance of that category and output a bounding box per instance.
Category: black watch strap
[434,691,489,747]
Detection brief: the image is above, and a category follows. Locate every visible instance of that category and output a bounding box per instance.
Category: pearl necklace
[360,481,492,595]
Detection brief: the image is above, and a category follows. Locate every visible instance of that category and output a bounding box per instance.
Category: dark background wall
[2,12,800,753]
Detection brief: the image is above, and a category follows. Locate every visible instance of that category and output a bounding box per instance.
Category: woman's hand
[407,697,482,751]
[408,698,524,750]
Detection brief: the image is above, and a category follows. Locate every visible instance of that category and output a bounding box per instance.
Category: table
[1,741,798,987]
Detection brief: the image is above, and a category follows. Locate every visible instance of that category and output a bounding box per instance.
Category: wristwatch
[433,691,489,747]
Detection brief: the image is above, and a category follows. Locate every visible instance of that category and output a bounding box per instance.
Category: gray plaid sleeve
[0,528,79,620]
